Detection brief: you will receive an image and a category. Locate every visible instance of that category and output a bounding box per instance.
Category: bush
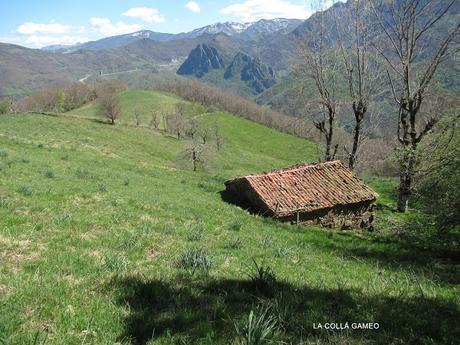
[415,118,460,231]
[0,101,8,114]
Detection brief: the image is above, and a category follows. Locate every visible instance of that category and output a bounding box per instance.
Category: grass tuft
[17,185,33,196]
[0,150,8,159]
[224,238,243,250]
[177,248,213,274]
[44,170,55,178]
[228,219,243,232]
[97,184,107,192]
[104,254,129,273]
[248,259,277,296]
[234,306,278,345]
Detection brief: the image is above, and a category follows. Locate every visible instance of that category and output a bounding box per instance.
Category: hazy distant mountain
[41,18,303,53]
[184,18,302,39]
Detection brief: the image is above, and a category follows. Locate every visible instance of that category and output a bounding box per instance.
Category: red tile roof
[225,161,378,217]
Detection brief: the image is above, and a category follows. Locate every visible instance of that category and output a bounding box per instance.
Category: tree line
[11,80,128,115]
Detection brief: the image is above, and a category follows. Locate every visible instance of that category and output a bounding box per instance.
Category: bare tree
[198,123,210,144]
[183,139,211,172]
[298,1,340,161]
[371,0,460,212]
[176,102,188,117]
[334,0,382,170]
[134,108,141,126]
[167,113,187,139]
[150,111,160,129]
[185,118,199,139]
[213,122,224,151]
[97,90,121,125]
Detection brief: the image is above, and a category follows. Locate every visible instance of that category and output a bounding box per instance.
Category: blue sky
[0,0,340,48]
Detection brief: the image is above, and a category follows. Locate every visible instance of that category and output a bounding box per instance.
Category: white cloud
[0,35,23,45]
[17,22,75,35]
[221,0,311,22]
[25,35,89,48]
[91,17,142,36]
[324,0,345,8]
[185,1,201,13]
[122,7,165,23]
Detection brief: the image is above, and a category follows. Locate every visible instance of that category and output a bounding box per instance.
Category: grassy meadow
[0,91,458,345]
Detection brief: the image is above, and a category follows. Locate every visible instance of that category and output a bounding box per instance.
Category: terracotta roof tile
[225,161,378,216]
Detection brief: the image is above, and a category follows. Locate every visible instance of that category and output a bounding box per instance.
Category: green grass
[67,90,206,128]
[0,91,458,345]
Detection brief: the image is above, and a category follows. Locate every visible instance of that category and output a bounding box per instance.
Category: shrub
[122,178,130,186]
[234,306,278,345]
[0,150,8,159]
[411,117,460,232]
[18,185,33,196]
[0,101,8,114]
[177,248,213,274]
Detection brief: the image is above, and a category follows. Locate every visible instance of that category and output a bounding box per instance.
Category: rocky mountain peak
[224,52,276,93]
[177,44,225,78]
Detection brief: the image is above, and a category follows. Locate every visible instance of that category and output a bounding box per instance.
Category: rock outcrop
[177,44,225,78]
[224,52,276,93]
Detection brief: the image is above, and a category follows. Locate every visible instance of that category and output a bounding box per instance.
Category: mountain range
[42,18,302,53]
[1,0,458,102]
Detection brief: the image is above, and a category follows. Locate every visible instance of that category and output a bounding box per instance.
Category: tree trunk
[349,115,363,170]
[396,150,414,212]
[192,150,197,172]
[325,137,332,161]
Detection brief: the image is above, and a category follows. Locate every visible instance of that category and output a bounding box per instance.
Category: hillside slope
[0,91,458,345]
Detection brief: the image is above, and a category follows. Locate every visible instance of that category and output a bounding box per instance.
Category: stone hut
[224,161,378,229]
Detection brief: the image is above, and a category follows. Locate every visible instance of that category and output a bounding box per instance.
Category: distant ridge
[41,18,303,53]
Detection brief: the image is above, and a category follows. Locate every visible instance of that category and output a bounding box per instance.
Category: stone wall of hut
[279,201,376,230]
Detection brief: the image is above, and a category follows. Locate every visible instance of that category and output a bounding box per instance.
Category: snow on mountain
[41,18,304,52]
